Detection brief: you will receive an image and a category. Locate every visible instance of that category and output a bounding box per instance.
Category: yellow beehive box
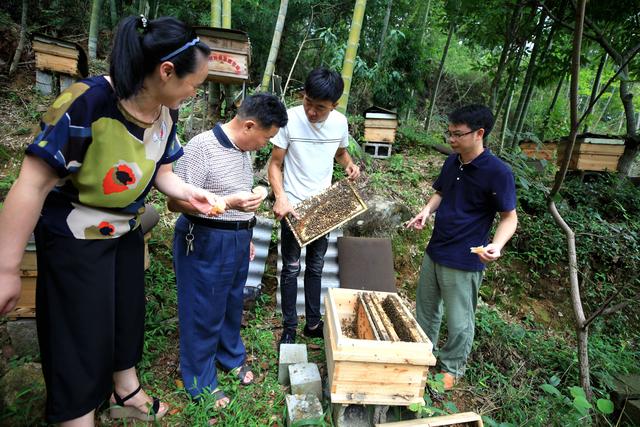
[363,106,398,143]
[32,34,88,77]
[557,135,625,171]
[324,288,436,406]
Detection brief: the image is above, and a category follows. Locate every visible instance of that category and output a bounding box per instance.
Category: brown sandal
[109,385,168,421]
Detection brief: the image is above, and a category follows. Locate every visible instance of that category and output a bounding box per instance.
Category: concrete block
[286,394,323,427]
[59,74,74,92]
[278,344,307,385]
[363,142,392,159]
[289,362,322,400]
[35,70,54,95]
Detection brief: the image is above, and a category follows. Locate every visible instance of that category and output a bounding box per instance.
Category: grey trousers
[416,254,483,377]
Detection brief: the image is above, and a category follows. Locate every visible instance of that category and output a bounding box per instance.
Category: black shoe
[303,320,324,339]
[279,329,296,347]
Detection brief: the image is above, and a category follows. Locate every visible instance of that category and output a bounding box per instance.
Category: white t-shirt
[272,105,349,204]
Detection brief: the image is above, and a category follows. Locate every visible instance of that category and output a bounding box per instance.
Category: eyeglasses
[444,129,478,139]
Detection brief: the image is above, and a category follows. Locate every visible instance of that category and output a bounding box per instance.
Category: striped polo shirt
[174,124,254,221]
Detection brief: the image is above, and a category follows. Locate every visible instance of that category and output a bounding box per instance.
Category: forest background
[0,0,639,426]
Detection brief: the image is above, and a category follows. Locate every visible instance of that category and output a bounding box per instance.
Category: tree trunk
[593,86,615,128]
[208,0,223,120]
[499,85,514,154]
[9,0,28,76]
[337,0,367,114]
[260,0,289,93]
[582,53,607,133]
[496,39,525,118]
[547,0,592,399]
[512,19,558,148]
[617,71,640,175]
[419,0,432,46]
[424,22,454,131]
[509,9,548,149]
[540,72,565,141]
[109,0,118,28]
[222,0,231,28]
[489,3,523,113]
[376,0,393,65]
[89,0,104,59]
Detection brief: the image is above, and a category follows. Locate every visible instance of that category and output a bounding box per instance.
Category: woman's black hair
[109,15,211,99]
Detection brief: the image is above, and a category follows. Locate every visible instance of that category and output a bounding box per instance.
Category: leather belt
[185,214,256,230]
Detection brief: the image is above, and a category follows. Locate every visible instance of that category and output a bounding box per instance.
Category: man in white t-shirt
[268,67,360,347]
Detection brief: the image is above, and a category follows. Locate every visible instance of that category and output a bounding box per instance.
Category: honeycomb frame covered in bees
[285,179,367,247]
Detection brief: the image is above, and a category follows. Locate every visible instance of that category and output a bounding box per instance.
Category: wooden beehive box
[519,140,558,161]
[557,134,625,171]
[324,288,436,406]
[363,106,398,143]
[194,27,250,85]
[32,34,88,77]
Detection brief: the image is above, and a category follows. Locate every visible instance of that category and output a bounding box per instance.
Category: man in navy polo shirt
[406,104,517,390]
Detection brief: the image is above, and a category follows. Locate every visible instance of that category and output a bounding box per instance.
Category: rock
[343,195,412,237]
[0,362,46,426]
[6,319,40,359]
[286,394,323,427]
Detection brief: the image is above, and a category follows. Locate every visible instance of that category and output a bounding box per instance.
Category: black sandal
[109,385,168,421]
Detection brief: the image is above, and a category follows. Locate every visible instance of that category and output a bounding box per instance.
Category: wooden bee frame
[285,180,367,247]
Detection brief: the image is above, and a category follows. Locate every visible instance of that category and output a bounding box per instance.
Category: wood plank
[364,127,396,143]
[332,360,426,384]
[206,50,249,83]
[370,293,400,341]
[374,411,484,427]
[330,390,423,406]
[363,293,392,341]
[576,144,625,155]
[365,118,398,129]
[356,294,378,340]
[35,52,79,75]
[33,40,79,59]
[198,35,250,54]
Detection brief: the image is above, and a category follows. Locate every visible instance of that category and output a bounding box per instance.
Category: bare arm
[155,164,225,215]
[478,209,518,263]
[335,147,360,179]
[406,192,443,230]
[0,156,58,314]
[268,146,297,220]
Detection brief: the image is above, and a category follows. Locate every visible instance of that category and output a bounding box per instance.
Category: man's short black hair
[237,93,288,128]
[304,67,344,103]
[448,104,495,138]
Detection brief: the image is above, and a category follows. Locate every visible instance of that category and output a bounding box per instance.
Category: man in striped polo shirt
[268,67,360,348]
[168,93,288,407]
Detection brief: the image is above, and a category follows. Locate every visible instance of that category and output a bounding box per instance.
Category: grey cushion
[337,236,396,293]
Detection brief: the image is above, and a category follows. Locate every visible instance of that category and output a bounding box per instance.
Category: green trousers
[416,254,483,378]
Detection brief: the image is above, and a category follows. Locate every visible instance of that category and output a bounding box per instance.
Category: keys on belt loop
[185,223,195,256]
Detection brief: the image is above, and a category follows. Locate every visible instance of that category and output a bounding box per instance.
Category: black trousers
[35,223,145,423]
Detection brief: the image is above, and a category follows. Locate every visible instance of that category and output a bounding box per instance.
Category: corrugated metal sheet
[246,216,275,290]
[276,228,342,315]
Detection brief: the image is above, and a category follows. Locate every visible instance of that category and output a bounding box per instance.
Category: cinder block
[289,363,322,400]
[59,74,74,92]
[35,70,54,95]
[363,142,392,159]
[278,344,308,385]
[286,394,323,427]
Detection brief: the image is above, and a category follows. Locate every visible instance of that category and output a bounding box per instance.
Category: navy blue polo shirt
[426,149,516,271]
